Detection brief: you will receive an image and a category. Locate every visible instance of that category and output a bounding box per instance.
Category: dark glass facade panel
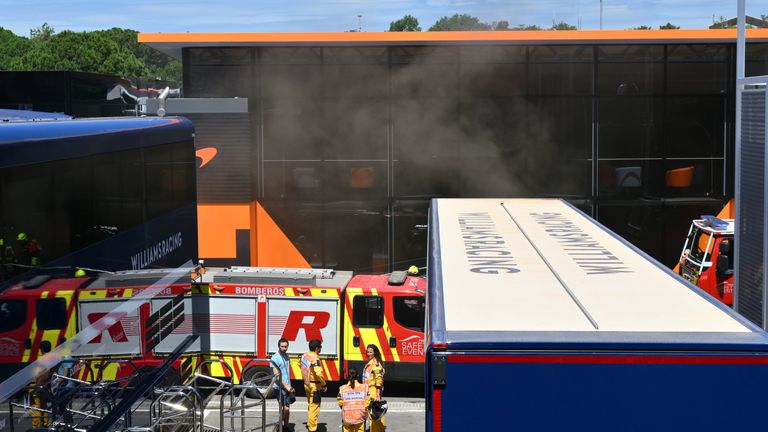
[184,42,744,272]
[391,46,458,65]
[186,65,251,98]
[392,200,429,271]
[392,64,458,98]
[260,201,325,267]
[597,45,664,96]
[324,47,388,65]
[598,160,665,198]
[261,64,323,99]
[460,46,526,63]
[528,45,593,96]
[323,162,388,201]
[598,97,663,158]
[322,201,388,272]
[324,65,389,99]
[597,201,665,261]
[263,162,323,201]
[261,47,322,65]
[667,45,729,95]
[663,96,726,158]
[263,99,324,160]
[460,63,526,97]
[746,44,768,76]
[260,200,388,272]
[323,101,388,159]
[189,48,251,65]
[393,99,459,197]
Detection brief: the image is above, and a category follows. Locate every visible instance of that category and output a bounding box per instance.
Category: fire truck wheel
[241,366,275,399]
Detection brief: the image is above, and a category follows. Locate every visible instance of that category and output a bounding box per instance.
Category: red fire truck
[678,216,734,306]
[0,267,426,384]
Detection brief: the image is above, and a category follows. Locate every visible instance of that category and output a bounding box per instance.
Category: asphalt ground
[0,382,426,432]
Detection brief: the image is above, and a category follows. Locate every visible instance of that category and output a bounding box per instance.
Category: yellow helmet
[74,268,87,278]
[16,232,27,241]
[407,265,419,275]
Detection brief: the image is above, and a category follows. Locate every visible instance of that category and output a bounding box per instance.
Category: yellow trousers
[343,423,364,432]
[305,384,321,432]
[370,415,386,432]
[31,393,48,428]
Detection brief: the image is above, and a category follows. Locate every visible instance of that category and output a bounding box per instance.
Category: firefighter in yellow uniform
[337,369,370,432]
[364,344,386,432]
[301,339,326,432]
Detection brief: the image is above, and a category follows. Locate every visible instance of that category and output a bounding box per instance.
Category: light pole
[600,0,603,30]
[357,14,362,32]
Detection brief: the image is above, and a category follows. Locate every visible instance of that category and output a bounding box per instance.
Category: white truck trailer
[426,198,768,432]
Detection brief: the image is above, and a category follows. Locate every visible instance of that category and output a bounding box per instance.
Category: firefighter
[407,265,419,276]
[16,232,41,267]
[363,344,386,432]
[337,369,370,432]
[1,237,17,277]
[300,339,326,432]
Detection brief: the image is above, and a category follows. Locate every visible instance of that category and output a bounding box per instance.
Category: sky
[2,0,768,36]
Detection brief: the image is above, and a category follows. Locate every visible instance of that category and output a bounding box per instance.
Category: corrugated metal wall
[737,89,766,326]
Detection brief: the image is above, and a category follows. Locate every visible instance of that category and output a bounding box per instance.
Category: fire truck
[677,216,734,306]
[0,266,426,385]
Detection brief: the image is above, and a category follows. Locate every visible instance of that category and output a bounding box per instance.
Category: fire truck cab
[678,216,734,305]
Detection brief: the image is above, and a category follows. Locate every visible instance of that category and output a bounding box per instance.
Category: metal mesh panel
[187,113,253,202]
[737,89,766,326]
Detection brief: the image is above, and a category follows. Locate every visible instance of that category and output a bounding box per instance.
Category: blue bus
[0,114,197,285]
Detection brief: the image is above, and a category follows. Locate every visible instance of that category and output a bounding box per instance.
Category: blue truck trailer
[426,198,768,431]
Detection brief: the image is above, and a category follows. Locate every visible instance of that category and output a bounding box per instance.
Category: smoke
[190,44,595,270]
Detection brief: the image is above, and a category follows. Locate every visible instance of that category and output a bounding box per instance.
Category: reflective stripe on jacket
[363,359,384,398]
[300,351,322,386]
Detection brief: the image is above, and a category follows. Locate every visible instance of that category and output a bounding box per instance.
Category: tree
[0,27,31,69]
[493,21,510,30]
[550,21,577,30]
[632,25,653,30]
[429,14,492,31]
[659,22,680,29]
[511,24,543,31]
[12,30,147,77]
[96,28,181,81]
[389,15,421,32]
[30,22,54,42]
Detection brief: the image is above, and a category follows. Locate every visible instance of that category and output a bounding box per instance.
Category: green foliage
[493,21,510,30]
[632,25,653,30]
[659,22,680,30]
[0,27,31,70]
[510,24,543,31]
[550,21,577,30]
[429,14,492,31]
[389,15,421,32]
[30,23,54,42]
[0,25,181,83]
